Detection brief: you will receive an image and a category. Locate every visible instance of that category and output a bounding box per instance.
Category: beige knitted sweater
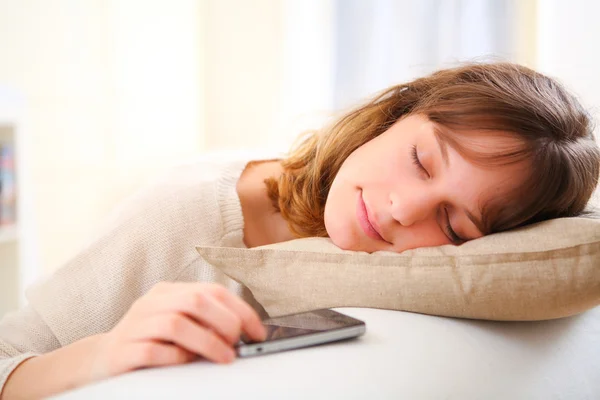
[0,157,264,393]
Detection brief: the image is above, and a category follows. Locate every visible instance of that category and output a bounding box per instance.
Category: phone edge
[236,324,366,358]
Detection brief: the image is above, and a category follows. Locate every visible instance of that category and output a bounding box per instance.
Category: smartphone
[235,309,366,357]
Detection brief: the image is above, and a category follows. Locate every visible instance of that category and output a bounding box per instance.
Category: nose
[389,191,438,227]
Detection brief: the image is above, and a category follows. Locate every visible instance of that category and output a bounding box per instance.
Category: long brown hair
[265,62,600,239]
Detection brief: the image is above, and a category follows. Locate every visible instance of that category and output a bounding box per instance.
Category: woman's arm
[0,160,255,398]
[1,334,102,400]
[1,282,267,400]
[0,304,63,398]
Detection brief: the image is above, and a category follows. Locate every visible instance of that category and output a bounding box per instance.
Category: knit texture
[0,157,262,393]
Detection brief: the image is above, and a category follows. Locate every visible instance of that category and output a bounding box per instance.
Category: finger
[206,284,267,342]
[131,314,236,364]
[138,290,244,345]
[121,341,198,372]
[138,282,266,343]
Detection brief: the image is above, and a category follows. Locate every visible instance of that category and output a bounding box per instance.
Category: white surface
[53,306,600,399]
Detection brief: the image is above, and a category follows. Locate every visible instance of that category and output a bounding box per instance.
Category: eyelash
[410,145,464,244]
[444,207,464,244]
[410,145,429,177]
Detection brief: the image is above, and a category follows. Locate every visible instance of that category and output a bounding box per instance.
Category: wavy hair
[265,62,600,239]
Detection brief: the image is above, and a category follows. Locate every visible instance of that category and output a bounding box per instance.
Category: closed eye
[410,145,430,178]
[412,145,464,244]
[443,206,466,245]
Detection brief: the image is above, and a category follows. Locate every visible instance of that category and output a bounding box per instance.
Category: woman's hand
[86,282,266,384]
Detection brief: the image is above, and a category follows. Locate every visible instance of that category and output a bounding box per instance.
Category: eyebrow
[432,127,485,236]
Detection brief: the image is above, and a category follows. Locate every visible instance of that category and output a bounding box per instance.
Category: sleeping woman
[1,62,599,399]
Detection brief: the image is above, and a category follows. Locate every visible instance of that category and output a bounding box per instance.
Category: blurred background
[0,0,599,316]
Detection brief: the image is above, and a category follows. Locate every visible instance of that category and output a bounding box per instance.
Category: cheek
[324,177,360,247]
[323,178,341,231]
[324,196,354,249]
[390,220,450,252]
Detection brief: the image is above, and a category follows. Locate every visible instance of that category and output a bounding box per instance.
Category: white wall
[0,0,331,281]
[0,1,203,276]
[201,0,334,153]
[203,0,284,152]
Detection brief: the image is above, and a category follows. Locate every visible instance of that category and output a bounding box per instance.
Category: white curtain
[332,0,518,109]
[277,0,518,143]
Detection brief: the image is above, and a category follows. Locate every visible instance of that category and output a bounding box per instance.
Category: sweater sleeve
[0,305,61,392]
[0,194,174,395]
[0,159,249,395]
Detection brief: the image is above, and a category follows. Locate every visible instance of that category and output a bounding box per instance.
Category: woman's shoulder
[100,151,281,244]
[153,150,283,187]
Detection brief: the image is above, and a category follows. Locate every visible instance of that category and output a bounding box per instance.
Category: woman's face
[324,113,524,253]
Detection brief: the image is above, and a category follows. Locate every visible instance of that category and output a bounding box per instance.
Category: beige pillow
[196,217,600,321]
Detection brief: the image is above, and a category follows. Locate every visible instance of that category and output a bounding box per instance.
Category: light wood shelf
[0,224,18,243]
[0,87,34,317]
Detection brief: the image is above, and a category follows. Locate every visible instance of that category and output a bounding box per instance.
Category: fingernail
[258,325,267,341]
[225,348,236,363]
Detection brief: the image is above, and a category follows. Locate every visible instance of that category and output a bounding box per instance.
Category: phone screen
[240,309,364,344]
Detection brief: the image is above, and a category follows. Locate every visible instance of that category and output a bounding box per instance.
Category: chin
[324,201,363,251]
[324,220,354,251]
[327,226,373,252]
[329,232,355,251]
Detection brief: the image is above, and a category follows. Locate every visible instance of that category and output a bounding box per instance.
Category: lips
[356,190,388,243]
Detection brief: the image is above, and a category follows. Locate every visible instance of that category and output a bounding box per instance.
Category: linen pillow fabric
[196,217,600,320]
